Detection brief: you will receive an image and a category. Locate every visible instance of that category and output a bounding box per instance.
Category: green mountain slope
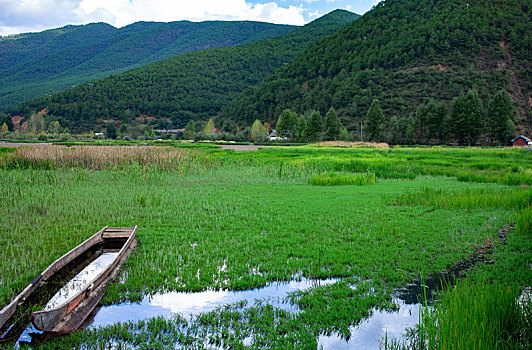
[10,10,359,132]
[225,0,531,136]
[0,20,296,109]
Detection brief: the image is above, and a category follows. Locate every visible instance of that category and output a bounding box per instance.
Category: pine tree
[276,109,298,138]
[487,91,515,145]
[325,107,341,141]
[305,110,323,142]
[450,90,484,145]
[365,99,385,141]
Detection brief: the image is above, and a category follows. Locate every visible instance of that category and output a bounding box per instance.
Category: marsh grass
[416,277,530,349]
[0,145,530,348]
[309,172,376,186]
[396,187,532,210]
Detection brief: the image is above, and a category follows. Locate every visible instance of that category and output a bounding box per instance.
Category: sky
[0,0,379,36]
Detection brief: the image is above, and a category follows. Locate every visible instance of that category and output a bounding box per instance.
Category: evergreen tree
[415,101,448,143]
[365,99,385,141]
[105,122,117,139]
[487,91,515,145]
[1,122,8,135]
[276,109,298,138]
[184,120,196,139]
[325,107,341,141]
[251,119,268,143]
[450,90,484,145]
[294,116,307,142]
[305,110,323,142]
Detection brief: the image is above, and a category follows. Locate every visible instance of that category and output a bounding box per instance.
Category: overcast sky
[0,0,379,36]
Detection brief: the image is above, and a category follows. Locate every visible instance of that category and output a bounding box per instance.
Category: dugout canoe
[0,226,136,334]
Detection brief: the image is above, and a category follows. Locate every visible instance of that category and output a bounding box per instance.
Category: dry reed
[1,145,210,171]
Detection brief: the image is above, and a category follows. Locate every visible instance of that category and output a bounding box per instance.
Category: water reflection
[89,278,338,327]
[318,298,426,349]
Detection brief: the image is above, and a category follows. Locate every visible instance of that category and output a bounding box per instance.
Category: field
[0,145,530,348]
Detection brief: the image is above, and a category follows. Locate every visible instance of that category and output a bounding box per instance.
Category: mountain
[224,0,531,137]
[0,20,297,109]
[9,10,359,132]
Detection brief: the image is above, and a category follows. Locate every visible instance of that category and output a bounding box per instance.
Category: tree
[0,113,14,131]
[487,91,515,145]
[450,90,484,145]
[294,116,307,142]
[184,120,196,139]
[305,110,323,142]
[276,109,298,138]
[415,101,448,143]
[204,118,215,135]
[1,122,8,136]
[105,122,117,139]
[324,107,341,141]
[365,99,385,141]
[28,112,46,134]
[251,119,268,143]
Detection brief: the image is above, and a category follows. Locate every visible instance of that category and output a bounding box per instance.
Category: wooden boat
[0,226,136,335]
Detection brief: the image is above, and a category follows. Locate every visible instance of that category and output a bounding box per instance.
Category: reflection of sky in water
[318,298,426,349]
[45,253,119,310]
[89,278,338,327]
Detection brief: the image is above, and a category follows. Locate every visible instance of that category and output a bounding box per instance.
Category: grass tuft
[309,172,376,186]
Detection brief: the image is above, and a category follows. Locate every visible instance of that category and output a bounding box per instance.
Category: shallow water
[318,298,425,349]
[15,278,426,348]
[88,278,339,327]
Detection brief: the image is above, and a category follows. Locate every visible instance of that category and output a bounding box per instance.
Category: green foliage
[10,11,358,133]
[365,99,385,141]
[305,110,323,142]
[488,90,516,145]
[276,109,298,138]
[1,123,8,135]
[324,107,341,141]
[309,171,376,186]
[0,113,14,131]
[0,21,298,110]
[204,118,215,135]
[184,120,196,139]
[450,90,485,145]
[226,0,531,135]
[251,119,268,143]
[415,101,449,143]
[105,123,117,139]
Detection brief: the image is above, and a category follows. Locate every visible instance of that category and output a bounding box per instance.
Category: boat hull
[30,226,137,334]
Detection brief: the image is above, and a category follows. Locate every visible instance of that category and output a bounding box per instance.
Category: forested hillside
[9,10,358,132]
[225,0,531,144]
[0,20,296,109]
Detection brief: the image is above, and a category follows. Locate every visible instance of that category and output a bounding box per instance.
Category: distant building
[269,129,287,141]
[511,135,531,147]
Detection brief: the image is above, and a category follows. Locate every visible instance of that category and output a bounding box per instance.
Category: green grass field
[0,145,530,348]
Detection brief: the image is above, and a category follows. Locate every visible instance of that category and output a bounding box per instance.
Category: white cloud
[0,0,305,36]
